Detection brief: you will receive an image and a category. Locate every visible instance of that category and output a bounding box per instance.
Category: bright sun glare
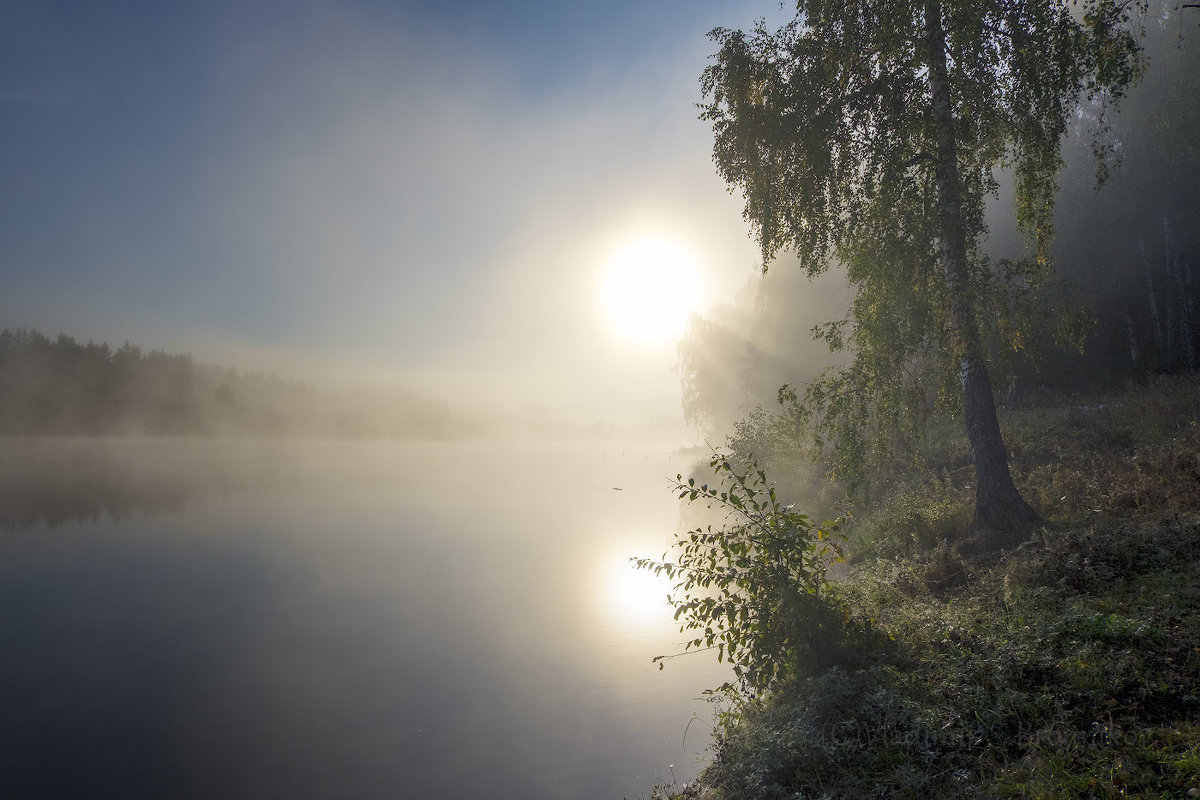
[600,237,704,346]
[605,556,675,627]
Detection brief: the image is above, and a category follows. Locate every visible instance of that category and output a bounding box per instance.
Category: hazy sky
[1,1,789,427]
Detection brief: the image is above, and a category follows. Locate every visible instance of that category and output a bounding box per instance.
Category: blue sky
[1,0,787,426]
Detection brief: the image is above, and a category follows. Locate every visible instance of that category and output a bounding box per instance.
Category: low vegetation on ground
[645,376,1200,799]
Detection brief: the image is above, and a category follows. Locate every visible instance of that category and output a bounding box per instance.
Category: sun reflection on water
[593,545,678,635]
[614,559,674,622]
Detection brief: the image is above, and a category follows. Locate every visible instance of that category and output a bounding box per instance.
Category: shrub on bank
[651,378,1200,799]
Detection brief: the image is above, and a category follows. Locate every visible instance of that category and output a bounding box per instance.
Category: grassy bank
[657,376,1200,799]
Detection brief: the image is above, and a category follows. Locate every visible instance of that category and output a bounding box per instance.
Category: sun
[599,237,705,346]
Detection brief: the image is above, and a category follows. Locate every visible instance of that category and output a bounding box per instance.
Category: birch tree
[701,0,1144,541]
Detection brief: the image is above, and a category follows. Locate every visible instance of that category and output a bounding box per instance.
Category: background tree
[1045,15,1200,383]
[677,265,847,437]
[0,328,460,438]
[701,0,1144,541]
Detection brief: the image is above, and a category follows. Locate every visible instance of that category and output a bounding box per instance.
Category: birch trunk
[925,0,1041,541]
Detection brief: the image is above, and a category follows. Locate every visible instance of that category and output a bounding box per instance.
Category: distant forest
[0,328,465,438]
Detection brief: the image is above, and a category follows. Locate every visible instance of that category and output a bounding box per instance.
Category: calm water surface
[0,438,729,799]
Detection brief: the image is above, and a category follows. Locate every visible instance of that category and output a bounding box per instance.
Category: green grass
[657,376,1200,799]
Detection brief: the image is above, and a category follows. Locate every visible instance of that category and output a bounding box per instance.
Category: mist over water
[0,438,727,799]
[8,3,1193,797]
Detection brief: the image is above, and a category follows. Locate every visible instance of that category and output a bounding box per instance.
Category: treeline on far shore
[0,328,468,439]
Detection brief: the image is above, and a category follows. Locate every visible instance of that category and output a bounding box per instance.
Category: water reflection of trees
[0,439,248,532]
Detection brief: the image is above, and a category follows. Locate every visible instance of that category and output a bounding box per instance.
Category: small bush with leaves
[634,454,859,697]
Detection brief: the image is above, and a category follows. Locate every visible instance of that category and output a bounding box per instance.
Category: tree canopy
[701,0,1145,540]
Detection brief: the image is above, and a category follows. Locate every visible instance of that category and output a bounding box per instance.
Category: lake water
[0,438,729,799]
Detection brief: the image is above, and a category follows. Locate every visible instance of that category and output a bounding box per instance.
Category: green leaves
[700,1,1147,507]
[636,454,853,698]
